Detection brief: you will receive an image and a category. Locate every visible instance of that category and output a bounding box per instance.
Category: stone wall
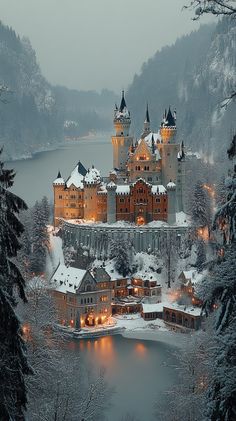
[62,221,189,259]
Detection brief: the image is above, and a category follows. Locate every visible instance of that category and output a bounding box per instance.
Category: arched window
[90,297,93,303]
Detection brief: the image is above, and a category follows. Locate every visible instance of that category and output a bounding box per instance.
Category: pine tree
[30,200,48,274]
[191,179,212,232]
[110,237,132,277]
[195,240,206,272]
[0,150,31,419]
[197,138,236,421]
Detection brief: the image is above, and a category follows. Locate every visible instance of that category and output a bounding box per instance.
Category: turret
[166,181,176,224]
[106,181,117,224]
[142,103,151,137]
[53,171,65,227]
[112,91,133,171]
[160,107,177,144]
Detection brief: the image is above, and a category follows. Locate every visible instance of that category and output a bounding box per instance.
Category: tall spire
[145,103,150,123]
[119,90,127,112]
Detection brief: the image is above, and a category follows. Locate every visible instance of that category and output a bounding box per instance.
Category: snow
[50,263,86,294]
[163,302,202,317]
[114,313,167,332]
[84,166,101,184]
[93,259,129,280]
[167,181,176,189]
[116,185,130,195]
[66,164,84,189]
[142,303,167,313]
[151,185,166,195]
[144,132,162,144]
[175,211,191,227]
[53,177,65,185]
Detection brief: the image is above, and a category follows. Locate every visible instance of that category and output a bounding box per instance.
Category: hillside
[0,22,117,160]
[127,19,236,160]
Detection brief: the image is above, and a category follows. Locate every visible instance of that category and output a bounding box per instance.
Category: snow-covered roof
[142,303,166,313]
[144,132,162,144]
[53,177,65,185]
[66,164,84,189]
[167,182,176,189]
[50,264,86,294]
[182,270,196,280]
[116,185,130,195]
[163,303,202,317]
[84,167,101,184]
[151,185,166,195]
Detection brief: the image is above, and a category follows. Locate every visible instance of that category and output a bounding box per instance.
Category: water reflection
[64,335,178,421]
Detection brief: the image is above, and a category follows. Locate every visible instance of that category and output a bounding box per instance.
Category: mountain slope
[0,22,117,160]
[127,19,236,159]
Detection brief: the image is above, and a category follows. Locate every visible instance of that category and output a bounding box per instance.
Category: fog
[0,0,213,92]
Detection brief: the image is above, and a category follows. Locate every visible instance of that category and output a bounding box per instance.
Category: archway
[136,215,145,225]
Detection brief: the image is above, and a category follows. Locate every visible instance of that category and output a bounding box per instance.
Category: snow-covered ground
[46,226,65,278]
[114,314,186,347]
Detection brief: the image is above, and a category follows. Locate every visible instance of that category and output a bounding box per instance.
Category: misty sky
[0,0,213,93]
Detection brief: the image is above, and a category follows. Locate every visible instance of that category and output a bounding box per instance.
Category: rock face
[127,18,236,160]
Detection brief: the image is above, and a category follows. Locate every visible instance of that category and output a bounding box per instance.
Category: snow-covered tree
[186,0,236,19]
[110,236,133,277]
[195,239,206,272]
[18,277,112,420]
[191,179,212,233]
[0,150,31,419]
[30,199,49,274]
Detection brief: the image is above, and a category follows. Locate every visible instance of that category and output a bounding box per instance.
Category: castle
[53,92,185,227]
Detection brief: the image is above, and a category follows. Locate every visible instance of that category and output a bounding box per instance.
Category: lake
[66,334,179,421]
[7,135,113,206]
[7,136,180,420]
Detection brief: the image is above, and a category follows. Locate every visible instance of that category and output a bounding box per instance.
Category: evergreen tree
[191,179,212,232]
[0,150,31,419]
[110,237,132,277]
[195,240,206,272]
[197,139,236,421]
[30,200,49,274]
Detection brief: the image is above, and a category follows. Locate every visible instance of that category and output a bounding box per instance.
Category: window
[120,198,125,203]
[59,195,62,199]
[100,295,108,302]
[120,208,123,212]
[125,208,128,212]
[90,297,93,303]
[147,177,152,182]
[70,203,76,208]
[156,198,160,203]
[156,176,159,181]
[81,299,83,304]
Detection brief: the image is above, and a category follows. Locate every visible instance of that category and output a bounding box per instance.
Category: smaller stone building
[163,304,202,330]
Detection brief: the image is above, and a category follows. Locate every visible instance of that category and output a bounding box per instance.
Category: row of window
[135,165,150,171]
[81,297,93,304]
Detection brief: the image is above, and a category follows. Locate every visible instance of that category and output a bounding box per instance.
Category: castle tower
[53,171,65,227]
[106,181,117,224]
[160,107,176,144]
[166,182,176,224]
[83,167,101,221]
[111,91,133,172]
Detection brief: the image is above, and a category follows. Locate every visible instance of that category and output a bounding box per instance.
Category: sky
[0,0,213,93]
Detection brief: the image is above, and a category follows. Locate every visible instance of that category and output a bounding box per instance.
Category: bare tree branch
[184,0,236,19]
